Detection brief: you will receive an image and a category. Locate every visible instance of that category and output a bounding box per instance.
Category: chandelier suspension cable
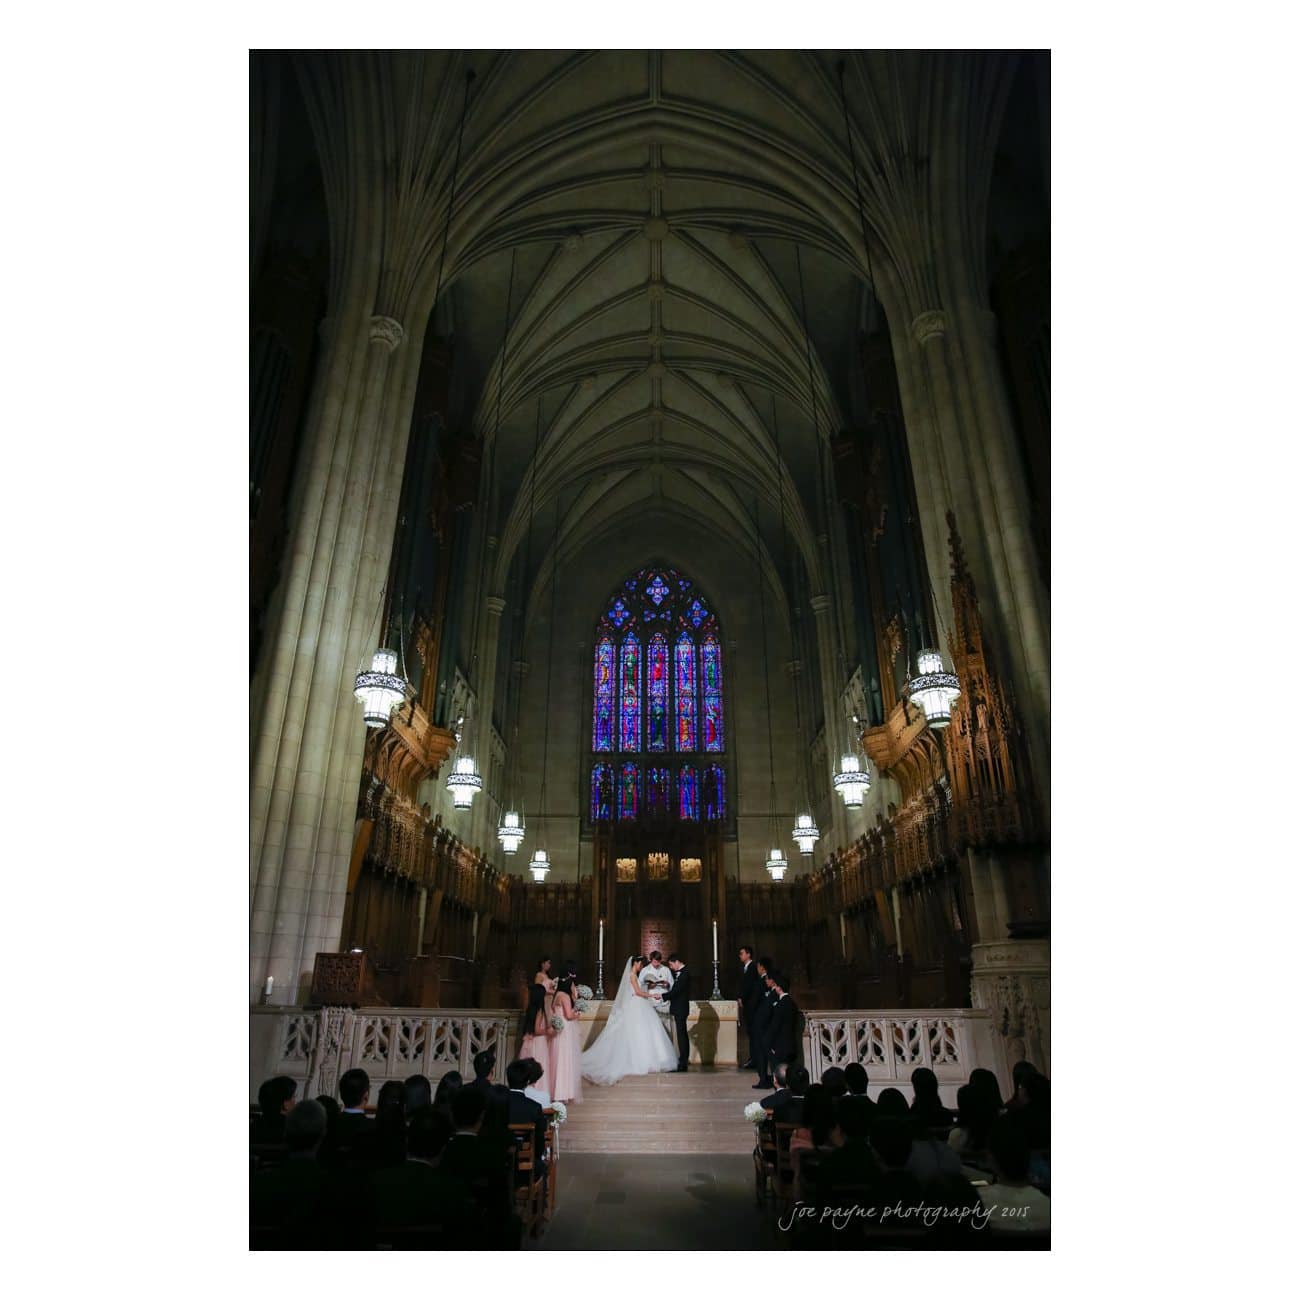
[529,496,561,882]
[498,391,543,854]
[752,491,786,881]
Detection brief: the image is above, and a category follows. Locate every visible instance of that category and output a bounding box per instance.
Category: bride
[581,955,678,1086]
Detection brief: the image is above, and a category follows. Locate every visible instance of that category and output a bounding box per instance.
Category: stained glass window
[702,635,724,752]
[619,632,641,751]
[590,762,612,821]
[704,764,725,821]
[591,566,724,825]
[678,764,698,820]
[647,633,668,751]
[646,766,670,816]
[592,637,614,752]
[675,633,696,751]
[619,762,640,820]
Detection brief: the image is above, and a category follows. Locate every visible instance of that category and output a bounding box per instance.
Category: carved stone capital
[485,595,507,617]
[809,594,832,616]
[911,309,948,346]
[369,314,405,351]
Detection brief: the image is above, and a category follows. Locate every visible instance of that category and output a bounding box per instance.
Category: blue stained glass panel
[592,637,614,751]
[685,597,709,628]
[646,573,671,604]
[619,633,641,751]
[678,764,698,820]
[607,597,632,629]
[675,634,696,751]
[647,633,668,751]
[646,766,670,816]
[704,764,725,820]
[702,636,724,751]
[619,762,640,819]
[591,763,612,821]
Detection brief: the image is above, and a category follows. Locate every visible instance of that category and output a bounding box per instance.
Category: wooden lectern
[309,951,381,1007]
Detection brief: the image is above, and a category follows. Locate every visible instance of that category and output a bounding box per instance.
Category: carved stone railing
[250,1006,515,1101]
[800,1007,1008,1104]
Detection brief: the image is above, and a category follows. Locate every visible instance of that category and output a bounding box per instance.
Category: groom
[665,954,692,1072]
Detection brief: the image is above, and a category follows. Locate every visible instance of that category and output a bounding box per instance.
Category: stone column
[473,593,508,857]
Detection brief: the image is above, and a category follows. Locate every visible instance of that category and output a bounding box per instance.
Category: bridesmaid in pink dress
[549,975,584,1104]
[517,982,555,1094]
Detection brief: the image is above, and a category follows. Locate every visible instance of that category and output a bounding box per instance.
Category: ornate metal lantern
[905,649,961,729]
[353,648,409,729]
[765,846,789,882]
[446,755,484,809]
[528,848,551,883]
[832,752,871,808]
[497,809,525,855]
[792,812,820,856]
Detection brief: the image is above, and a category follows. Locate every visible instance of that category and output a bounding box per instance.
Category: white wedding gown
[581,958,678,1085]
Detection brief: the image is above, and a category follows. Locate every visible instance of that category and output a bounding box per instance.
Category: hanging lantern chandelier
[765,846,790,882]
[446,754,483,808]
[905,649,961,729]
[792,813,820,856]
[528,847,551,883]
[354,647,409,729]
[497,808,525,855]
[832,752,871,807]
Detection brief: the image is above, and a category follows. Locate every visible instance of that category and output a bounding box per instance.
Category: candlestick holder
[595,958,605,1000]
[709,957,722,1000]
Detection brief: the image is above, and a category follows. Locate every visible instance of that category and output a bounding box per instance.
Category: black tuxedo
[750,986,778,1082]
[765,993,798,1072]
[739,961,761,1021]
[506,1089,548,1158]
[666,967,692,1068]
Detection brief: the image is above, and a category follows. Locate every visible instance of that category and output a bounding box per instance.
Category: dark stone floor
[537,1154,777,1251]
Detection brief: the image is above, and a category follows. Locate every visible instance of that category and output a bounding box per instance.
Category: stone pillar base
[969,938,1050,1088]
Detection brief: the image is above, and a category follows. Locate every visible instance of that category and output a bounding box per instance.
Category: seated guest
[433,1071,462,1122]
[790,1084,837,1199]
[522,1058,551,1108]
[868,1117,926,1219]
[1011,1069,1050,1150]
[874,1087,910,1120]
[839,1062,877,1128]
[820,1066,848,1101]
[324,1067,376,1171]
[251,1075,297,1144]
[440,1087,514,1244]
[969,1066,1005,1114]
[373,1079,407,1168]
[758,1062,792,1114]
[764,1063,809,1125]
[979,1116,1051,1235]
[404,1073,433,1114]
[909,1066,955,1129]
[1005,1059,1039,1111]
[947,1082,998,1171]
[814,1098,880,1197]
[505,1058,549,1159]
[371,1108,467,1237]
[250,1100,346,1248]
[315,1095,339,1123]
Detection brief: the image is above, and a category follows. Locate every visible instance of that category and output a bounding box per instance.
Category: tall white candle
[263,976,274,997]
[599,918,604,960]
[712,919,718,960]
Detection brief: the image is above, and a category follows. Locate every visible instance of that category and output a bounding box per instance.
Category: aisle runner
[559,1068,757,1154]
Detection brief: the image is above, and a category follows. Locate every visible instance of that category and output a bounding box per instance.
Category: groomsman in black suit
[666,954,692,1071]
[738,946,761,1066]
[763,971,799,1081]
[749,959,780,1088]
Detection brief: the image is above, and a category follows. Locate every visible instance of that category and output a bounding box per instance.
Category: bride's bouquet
[549,1013,565,1033]
[743,1101,768,1126]
[549,1101,568,1125]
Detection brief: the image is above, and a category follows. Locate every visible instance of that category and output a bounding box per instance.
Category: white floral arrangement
[576,983,593,1000]
[550,1101,568,1125]
[574,984,593,1013]
[654,995,671,1014]
[574,998,591,1013]
[744,1101,768,1125]
[549,1014,565,1032]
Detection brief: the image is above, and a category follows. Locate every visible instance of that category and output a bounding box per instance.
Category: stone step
[557,1067,762,1154]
